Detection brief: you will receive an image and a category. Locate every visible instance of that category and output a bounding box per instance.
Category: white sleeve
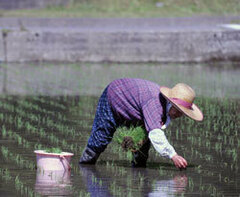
[149,129,177,159]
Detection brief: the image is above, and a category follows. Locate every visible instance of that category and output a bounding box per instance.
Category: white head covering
[161,102,172,130]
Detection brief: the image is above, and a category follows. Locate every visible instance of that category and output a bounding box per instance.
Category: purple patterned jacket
[107,78,167,132]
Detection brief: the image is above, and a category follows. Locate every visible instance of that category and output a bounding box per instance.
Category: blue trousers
[87,87,118,154]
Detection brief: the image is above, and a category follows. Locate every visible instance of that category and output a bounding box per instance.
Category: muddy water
[0,62,239,196]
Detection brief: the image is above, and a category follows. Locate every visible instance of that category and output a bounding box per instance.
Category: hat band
[170,98,192,109]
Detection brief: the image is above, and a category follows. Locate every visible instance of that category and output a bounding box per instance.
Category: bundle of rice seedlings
[114,126,148,152]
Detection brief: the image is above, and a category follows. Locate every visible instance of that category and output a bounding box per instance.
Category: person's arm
[149,129,187,169]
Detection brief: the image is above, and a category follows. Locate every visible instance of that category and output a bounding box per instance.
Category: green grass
[0,0,239,18]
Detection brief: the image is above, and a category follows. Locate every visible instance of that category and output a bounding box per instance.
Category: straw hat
[160,83,203,121]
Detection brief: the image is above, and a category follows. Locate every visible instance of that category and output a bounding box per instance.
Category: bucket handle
[59,155,70,171]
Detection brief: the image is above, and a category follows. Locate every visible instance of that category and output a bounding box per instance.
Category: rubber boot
[131,139,151,168]
[79,147,100,165]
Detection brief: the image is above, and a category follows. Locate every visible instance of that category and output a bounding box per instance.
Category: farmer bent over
[79,78,203,169]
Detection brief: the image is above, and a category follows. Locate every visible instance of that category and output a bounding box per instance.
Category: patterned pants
[87,87,118,154]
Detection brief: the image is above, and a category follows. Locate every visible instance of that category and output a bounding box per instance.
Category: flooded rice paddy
[0,62,239,196]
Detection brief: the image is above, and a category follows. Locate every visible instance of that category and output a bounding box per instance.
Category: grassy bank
[0,0,239,18]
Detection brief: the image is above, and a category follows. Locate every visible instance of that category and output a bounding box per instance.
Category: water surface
[0,62,239,196]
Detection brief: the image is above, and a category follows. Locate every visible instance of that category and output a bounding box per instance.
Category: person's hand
[171,154,188,169]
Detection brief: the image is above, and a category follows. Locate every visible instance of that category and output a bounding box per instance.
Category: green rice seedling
[24,96,66,111]
[19,101,55,117]
[2,128,31,148]
[0,168,12,182]
[45,147,62,153]
[15,175,39,197]
[91,174,97,184]
[76,191,91,197]
[1,125,7,137]
[1,146,35,170]
[49,100,66,110]
[3,97,77,140]
[17,99,41,112]
[18,98,63,120]
[0,113,4,121]
[118,166,127,176]
[188,177,194,191]
[113,126,147,152]
[199,183,223,196]
[34,143,45,150]
[0,101,15,112]
[16,117,24,129]
[12,118,78,153]
[15,108,26,118]
[109,180,122,196]
[24,114,78,138]
[0,167,39,197]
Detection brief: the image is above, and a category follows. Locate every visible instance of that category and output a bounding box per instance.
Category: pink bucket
[34,150,74,171]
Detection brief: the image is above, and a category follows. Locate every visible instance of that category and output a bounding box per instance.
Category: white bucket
[34,150,74,171]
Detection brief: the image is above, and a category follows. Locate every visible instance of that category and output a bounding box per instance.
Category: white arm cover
[149,129,176,159]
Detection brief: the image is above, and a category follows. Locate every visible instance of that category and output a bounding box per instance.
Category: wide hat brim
[160,86,203,121]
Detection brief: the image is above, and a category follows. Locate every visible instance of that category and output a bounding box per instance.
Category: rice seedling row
[0,95,94,164]
[0,97,92,137]
[0,98,85,140]
[0,95,75,124]
[0,94,239,196]
[1,146,36,170]
[0,101,78,136]
[1,123,81,154]
[29,95,67,110]
[0,167,39,197]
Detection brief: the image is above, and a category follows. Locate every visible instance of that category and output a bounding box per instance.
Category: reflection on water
[79,164,187,197]
[35,170,72,196]
[0,62,239,97]
[79,165,112,197]
[149,175,187,197]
